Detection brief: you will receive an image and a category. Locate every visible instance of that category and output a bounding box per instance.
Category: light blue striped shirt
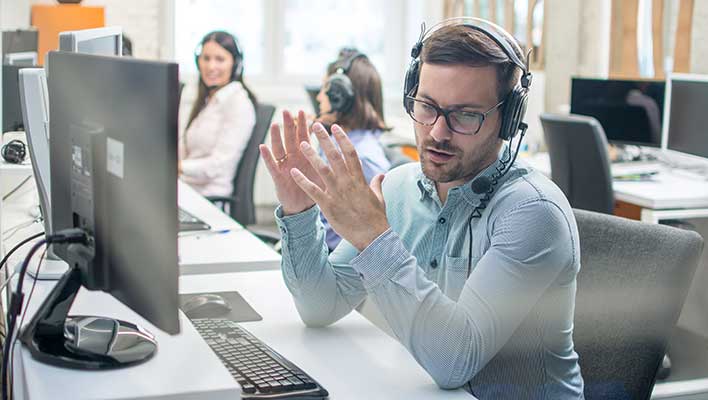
[275,154,585,399]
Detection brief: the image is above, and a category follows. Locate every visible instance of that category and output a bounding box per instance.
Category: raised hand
[259,110,324,215]
[290,123,389,251]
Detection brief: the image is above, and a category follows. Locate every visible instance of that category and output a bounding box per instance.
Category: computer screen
[664,74,708,159]
[47,50,179,335]
[3,65,28,132]
[2,29,38,57]
[58,26,122,56]
[19,68,52,236]
[570,77,665,147]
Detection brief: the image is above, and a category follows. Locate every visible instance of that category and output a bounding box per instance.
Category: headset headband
[335,51,366,75]
[413,17,532,88]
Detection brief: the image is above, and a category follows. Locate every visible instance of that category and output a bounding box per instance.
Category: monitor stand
[20,267,157,369]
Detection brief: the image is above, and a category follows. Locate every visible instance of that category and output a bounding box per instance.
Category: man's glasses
[405,96,504,135]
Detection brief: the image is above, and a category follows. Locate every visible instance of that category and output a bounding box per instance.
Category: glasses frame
[405,95,505,135]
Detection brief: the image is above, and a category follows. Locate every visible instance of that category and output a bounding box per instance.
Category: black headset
[403,17,532,141]
[325,50,367,114]
[1,139,27,164]
[194,32,244,82]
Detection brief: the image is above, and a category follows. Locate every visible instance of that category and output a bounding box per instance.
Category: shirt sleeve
[276,205,367,327]
[180,91,255,185]
[349,198,575,389]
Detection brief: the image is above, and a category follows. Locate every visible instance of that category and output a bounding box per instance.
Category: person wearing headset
[261,19,583,399]
[179,31,256,197]
[315,48,391,251]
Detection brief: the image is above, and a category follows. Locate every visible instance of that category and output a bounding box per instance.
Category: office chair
[207,103,275,226]
[573,209,703,400]
[541,113,614,214]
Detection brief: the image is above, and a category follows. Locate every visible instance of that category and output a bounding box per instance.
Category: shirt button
[359,273,365,279]
[430,259,438,269]
[279,227,287,234]
[438,217,446,224]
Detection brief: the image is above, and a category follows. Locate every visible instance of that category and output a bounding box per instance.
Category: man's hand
[290,123,389,251]
[259,110,324,215]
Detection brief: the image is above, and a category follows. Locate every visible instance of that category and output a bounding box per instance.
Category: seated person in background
[260,18,583,399]
[179,31,256,197]
[315,48,391,251]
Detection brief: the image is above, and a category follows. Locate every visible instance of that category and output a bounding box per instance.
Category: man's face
[413,63,504,187]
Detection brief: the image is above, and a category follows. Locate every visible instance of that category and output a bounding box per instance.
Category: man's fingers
[269,123,286,160]
[282,110,299,155]
[299,141,337,188]
[311,123,347,174]
[332,125,365,180]
[296,110,310,145]
[290,168,326,204]
[370,173,386,204]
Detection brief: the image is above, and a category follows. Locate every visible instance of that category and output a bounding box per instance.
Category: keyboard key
[191,318,328,399]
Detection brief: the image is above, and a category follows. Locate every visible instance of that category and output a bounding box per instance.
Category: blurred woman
[316,48,392,251]
[179,31,256,197]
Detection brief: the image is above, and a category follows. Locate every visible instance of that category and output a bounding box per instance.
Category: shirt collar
[210,81,240,104]
[416,145,512,205]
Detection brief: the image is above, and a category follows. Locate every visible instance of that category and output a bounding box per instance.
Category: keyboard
[192,318,329,399]
[178,207,211,232]
[611,161,662,178]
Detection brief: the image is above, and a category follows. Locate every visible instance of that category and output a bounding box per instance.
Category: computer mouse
[182,294,232,319]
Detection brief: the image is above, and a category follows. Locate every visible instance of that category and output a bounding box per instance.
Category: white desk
[14,270,473,400]
[177,181,281,274]
[524,153,708,223]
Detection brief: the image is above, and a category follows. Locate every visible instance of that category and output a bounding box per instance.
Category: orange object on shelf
[31,4,105,65]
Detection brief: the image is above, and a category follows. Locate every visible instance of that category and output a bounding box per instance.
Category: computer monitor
[2,29,38,57]
[19,68,51,234]
[5,52,37,66]
[570,77,665,147]
[663,74,708,160]
[305,85,321,115]
[59,26,122,56]
[20,51,180,369]
[3,64,29,132]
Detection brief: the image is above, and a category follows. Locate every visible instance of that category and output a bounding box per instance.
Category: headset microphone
[470,176,492,194]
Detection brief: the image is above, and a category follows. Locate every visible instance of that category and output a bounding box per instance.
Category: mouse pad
[180,291,263,322]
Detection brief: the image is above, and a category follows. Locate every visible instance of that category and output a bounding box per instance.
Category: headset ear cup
[499,86,528,140]
[326,73,355,114]
[403,59,420,110]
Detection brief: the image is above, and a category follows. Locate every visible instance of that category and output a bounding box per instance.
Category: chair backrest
[230,103,275,226]
[573,209,703,400]
[541,113,614,214]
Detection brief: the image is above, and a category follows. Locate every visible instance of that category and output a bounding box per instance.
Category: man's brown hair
[420,24,523,102]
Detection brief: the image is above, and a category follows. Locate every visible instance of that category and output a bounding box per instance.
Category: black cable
[1,177,31,202]
[2,238,45,400]
[7,248,45,400]
[1,232,44,310]
[466,128,527,277]
[2,229,87,400]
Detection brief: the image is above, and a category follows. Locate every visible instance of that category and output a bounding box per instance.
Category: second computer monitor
[59,26,122,56]
[48,51,179,334]
[570,77,665,147]
[664,74,708,159]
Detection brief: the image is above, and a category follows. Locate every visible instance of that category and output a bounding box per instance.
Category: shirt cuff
[274,204,320,240]
[350,228,410,290]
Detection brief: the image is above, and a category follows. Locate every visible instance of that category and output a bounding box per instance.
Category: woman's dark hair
[187,31,257,129]
[326,49,391,132]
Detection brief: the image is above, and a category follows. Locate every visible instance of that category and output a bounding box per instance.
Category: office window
[282,0,387,77]
[173,0,415,84]
[174,0,265,76]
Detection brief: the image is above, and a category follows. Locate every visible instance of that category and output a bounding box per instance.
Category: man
[260,19,584,399]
